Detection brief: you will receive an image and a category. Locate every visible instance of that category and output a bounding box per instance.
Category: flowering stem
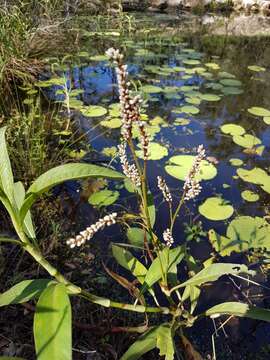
[170,193,185,234]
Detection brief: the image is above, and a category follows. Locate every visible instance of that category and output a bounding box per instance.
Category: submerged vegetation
[0,2,270,360]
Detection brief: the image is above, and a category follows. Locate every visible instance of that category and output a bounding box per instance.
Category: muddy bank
[123,0,270,15]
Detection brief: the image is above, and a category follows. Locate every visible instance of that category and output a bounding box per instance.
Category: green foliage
[34,284,72,360]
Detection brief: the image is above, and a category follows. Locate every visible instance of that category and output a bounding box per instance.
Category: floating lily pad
[222,87,243,95]
[241,190,259,202]
[248,107,270,117]
[136,142,168,160]
[199,197,234,221]
[237,167,270,194]
[221,124,245,136]
[81,106,107,117]
[209,216,270,256]
[165,155,217,181]
[248,65,266,72]
[141,85,163,94]
[102,146,117,157]
[229,158,243,166]
[232,134,261,148]
[220,79,242,87]
[218,71,236,78]
[175,118,191,126]
[100,118,122,128]
[175,105,200,115]
[205,63,220,70]
[199,94,221,102]
[183,59,201,65]
[263,116,270,125]
[186,97,201,105]
[88,189,119,207]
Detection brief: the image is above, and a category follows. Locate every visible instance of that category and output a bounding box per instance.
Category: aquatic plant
[1,48,270,360]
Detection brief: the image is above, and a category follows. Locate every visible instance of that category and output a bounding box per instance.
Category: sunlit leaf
[199,197,234,221]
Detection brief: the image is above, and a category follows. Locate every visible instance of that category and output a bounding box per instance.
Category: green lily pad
[205,63,220,70]
[263,116,270,125]
[237,167,270,194]
[220,124,245,136]
[218,71,236,78]
[241,190,259,202]
[222,87,243,95]
[136,142,168,160]
[165,155,217,181]
[81,106,107,117]
[209,216,270,256]
[248,65,266,72]
[100,118,122,128]
[229,158,243,166]
[199,197,234,221]
[182,59,201,65]
[248,107,270,117]
[175,105,200,115]
[175,118,191,126]
[88,189,119,207]
[232,134,261,148]
[199,94,221,102]
[102,146,117,157]
[141,85,163,94]
[186,97,201,105]
[220,79,242,87]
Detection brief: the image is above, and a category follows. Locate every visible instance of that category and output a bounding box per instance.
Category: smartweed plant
[0,49,270,360]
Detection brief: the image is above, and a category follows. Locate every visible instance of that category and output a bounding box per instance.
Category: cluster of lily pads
[35,35,270,260]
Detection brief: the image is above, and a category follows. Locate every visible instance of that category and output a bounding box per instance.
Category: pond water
[38,11,270,356]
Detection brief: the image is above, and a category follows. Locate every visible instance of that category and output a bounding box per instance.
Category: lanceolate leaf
[156,324,175,360]
[120,327,159,360]
[13,182,35,239]
[21,164,124,219]
[205,302,270,322]
[171,264,254,291]
[34,284,72,360]
[0,127,14,205]
[112,244,147,284]
[143,246,185,289]
[0,279,53,307]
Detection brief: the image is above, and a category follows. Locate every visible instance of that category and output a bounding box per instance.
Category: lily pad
[221,124,245,136]
[100,118,122,128]
[175,105,200,115]
[237,167,270,194]
[102,146,117,157]
[205,63,220,70]
[241,190,259,202]
[88,189,119,207]
[263,116,270,125]
[183,59,201,65]
[229,158,243,166]
[141,85,163,94]
[199,197,234,221]
[232,134,261,148]
[209,216,270,256]
[175,118,191,126]
[222,87,243,95]
[165,155,217,181]
[220,79,242,87]
[248,107,270,117]
[81,106,107,117]
[248,65,266,72]
[136,142,168,160]
[199,94,221,102]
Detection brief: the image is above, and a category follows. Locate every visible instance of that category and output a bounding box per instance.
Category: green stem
[170,194,185,233]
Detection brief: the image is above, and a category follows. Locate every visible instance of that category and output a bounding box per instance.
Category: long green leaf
[120,327,159,360]
[21,163,124,218]
[112,244,147,284]
[146,192,156,227]
[156,324,175,360]
[0,126,14,204]
[0,279,53,307]
[143,246,185,289]
[171,263,254,291]
[205,302,270,322]
[34,283,72,360]
[14,182,35,239]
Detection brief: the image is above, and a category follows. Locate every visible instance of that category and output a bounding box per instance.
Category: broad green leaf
[174,263,254,289]
[156,324,175,360]
[112,245,147,284]
[120,327,159,360]
[232,134,261,148]
[0,127,14,205]
[199,197,234,221]
[241,190,259,202]
[248,106,270,117]
[182,285,201,314]
[136,142,168,161]
[34,284,71,360]
[0,279,53,307]
[143,246,185,289]
[220,124,245,136]
[147,192,156,227]
[127,227,150,247]
[14,182,35,239]
[21,164,124,219]
[205,302,270,322]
